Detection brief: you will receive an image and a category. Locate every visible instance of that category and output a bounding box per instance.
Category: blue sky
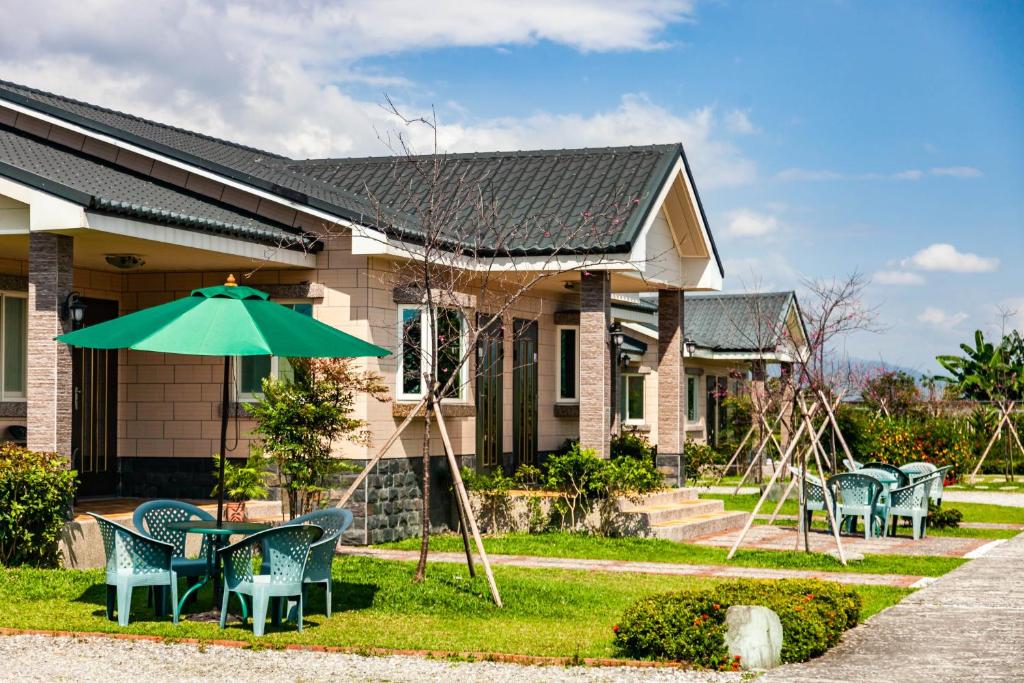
[1,0,1020,372]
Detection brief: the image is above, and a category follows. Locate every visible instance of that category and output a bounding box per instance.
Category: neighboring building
[0,79,724,543]
[612,291,808,447]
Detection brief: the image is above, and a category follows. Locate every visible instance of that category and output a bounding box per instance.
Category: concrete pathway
[760,532,1024,683]
[340,548,926,587]
[693,525,991,557]
[943,490,1024,507]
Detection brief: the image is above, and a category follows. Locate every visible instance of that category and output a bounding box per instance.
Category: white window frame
[621,372,645,425]
[554,324,580,404]
[0,291,27,402]
[235,300,312,402]
[396,304,469,403]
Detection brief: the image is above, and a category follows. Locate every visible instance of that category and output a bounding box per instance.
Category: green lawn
[381,532,964,577]
[0,558,909,659]
[704,493,1024,539]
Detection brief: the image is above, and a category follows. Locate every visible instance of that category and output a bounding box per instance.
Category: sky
[1,0,1021,373]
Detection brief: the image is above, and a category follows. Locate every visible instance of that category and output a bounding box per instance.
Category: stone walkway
[340,548,926,587]
[943,490,1024,507]
[693,525,991,557]
[761,532,1024,682]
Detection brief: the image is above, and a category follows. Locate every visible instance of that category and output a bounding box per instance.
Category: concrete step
[628,498,727,525]
[648,511,750,542]
[618,487,698,512]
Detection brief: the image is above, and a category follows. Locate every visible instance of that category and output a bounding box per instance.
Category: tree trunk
[413,397,433,582]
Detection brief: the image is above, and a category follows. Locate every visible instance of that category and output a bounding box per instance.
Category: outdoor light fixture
[61,292,87,327]
[609,321,624,348]
[105,254,146,270]
[684,336,697,356]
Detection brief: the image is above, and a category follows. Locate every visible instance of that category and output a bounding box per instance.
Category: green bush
[860,415,975,481]
[611,431,655,461]
[0,444,77,567]
[614,579,862,666]
[461,467,517,531]
[928,503,962,529]
[684,440,722,483]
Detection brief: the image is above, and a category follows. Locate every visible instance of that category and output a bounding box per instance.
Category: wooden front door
[512,319,538,469]
[72,298,119,497]
[475,315,504,472]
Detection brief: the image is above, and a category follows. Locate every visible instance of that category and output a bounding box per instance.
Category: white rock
[724,605,783,670]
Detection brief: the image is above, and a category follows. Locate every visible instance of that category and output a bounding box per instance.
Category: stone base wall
[656,452,686,488]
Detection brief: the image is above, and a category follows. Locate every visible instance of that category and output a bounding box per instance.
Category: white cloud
[723,208,778,237]
[931,166,983,178]
[724,109,756,135]
[874,270,925,286]
[775,166,982,182]
[902,243,999,273]
[917,307,968,329]
[0,1,757,188]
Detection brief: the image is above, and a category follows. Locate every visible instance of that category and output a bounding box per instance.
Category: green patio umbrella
[57,276,390,525]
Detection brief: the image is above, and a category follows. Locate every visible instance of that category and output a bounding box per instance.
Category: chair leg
[106,585,116,621]
[296,592,304,633]
[325,579,332,619]
[252,593,270,637]
[116,582,133,627]
[170,575,179,625]
[219,584,230,630]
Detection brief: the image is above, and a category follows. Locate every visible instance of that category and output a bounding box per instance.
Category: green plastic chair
[843,457,864,472]
[828,473,885,539]
[862,462,911,488]
[284,508,353,617]
[89,512,179,626]
[218,524,323,636]
[133,500,215,579]
[802,475,830,530]
[887,473,942,539]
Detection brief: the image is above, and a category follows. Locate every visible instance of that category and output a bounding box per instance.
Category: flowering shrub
[860,416,974,481]
[614,579,861,665]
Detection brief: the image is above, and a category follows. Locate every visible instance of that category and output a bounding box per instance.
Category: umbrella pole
[217,355,230,528]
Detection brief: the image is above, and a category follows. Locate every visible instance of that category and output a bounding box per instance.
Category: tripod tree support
[797,396,847,565]
[970,401,1024,483]
[767,396,841,524]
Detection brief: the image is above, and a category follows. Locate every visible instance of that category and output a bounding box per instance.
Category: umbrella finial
[225,274,238,287]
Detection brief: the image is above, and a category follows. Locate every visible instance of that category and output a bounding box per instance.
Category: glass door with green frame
[475,314,504,472]
[512,319,538,470]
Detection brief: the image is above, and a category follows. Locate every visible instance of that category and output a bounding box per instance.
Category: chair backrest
[133,499,215,557]
[219,524,323,589]
[286,508,353,546]
[828,473,884,507]
[889,473,941,511]
[862,462,910,487]
[931,465,952,499]
[89,512,173,576]
[900,462,938,479]
[804,475,828,506]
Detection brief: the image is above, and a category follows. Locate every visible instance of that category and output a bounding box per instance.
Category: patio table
[166,520,269,616]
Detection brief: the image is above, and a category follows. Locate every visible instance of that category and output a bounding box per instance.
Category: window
[620,373,645,424]
[686,376,697,422]
[555,325,579,402]
[237,302,312,400]
[0,293,26,400]
[397,305,468,401]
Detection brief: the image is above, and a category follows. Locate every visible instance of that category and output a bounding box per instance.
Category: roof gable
[684,291,804,352]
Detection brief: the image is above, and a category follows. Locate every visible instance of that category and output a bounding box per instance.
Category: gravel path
[0,634,746,683]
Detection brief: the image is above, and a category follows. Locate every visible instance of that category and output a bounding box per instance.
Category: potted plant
[212,451,270,521]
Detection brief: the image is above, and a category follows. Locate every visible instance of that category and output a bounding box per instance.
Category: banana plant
[937,330,1024,401]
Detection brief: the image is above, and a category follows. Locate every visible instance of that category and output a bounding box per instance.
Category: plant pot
[226,500,247,522]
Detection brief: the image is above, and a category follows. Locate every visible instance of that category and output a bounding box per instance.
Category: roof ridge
[0,79,288,160]
[687,291,794,298]
[285,144,682,165]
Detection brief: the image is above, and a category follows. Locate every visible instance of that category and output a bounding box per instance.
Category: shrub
[861,415,974,480]
[611,431,655,461]
[0,444,77,567]
[544,444,608,529]
[614,579,862,666]
[928,503,962,529]
[684,440,722,483]
[461,467,516,532]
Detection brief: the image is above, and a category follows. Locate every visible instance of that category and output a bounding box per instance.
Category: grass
[381,532,964,577]
[0,558,909,658]
[704,493,1024,538]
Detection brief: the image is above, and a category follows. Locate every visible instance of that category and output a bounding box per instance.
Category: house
[611,290,808,447]
[0,79,724,544]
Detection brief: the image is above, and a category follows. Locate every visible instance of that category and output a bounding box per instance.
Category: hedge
[0,444,77,567]
[613,579,862,667]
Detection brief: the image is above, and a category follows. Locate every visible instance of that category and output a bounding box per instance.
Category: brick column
[657,289,685,486]
[27,232,74,456]
[579,271,611,458]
